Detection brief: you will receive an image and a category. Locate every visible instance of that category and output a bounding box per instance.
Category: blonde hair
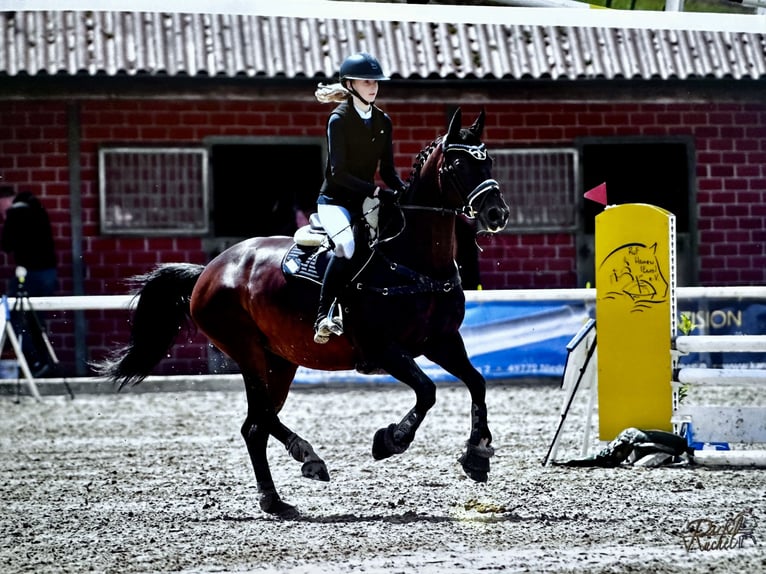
[315,82,350,104]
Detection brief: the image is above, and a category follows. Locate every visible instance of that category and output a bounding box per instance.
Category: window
[99,147,209,235]
[492,148,579,232]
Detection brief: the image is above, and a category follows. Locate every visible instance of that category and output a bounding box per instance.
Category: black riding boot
[314,255,352,344]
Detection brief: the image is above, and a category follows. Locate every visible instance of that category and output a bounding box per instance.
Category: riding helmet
[339,53,389,82]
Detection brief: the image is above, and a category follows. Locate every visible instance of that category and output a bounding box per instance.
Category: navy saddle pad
[282,244,331,285]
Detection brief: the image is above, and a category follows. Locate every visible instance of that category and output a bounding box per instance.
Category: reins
[353,136,484,296]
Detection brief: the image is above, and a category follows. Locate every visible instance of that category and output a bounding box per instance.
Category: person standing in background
[0,186,58,376]
[0,186,57,297]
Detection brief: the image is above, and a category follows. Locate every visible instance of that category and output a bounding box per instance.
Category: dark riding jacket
[1,193,56,271]
[318,100,405,215]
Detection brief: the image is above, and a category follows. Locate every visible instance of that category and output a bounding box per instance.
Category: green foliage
[676,382,689,404]
[675,311,697,404]
[678,312,696,336]
[587,0,753,12]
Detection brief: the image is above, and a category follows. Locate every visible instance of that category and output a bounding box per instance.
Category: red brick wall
[1,97,765,375]
[469,101,766,288]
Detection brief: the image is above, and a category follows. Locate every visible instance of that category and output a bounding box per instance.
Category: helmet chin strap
[344,81,374,107]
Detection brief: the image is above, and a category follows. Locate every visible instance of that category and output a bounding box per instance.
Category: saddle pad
[282,243,330,285]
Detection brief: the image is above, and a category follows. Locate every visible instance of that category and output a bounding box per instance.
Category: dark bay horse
[97,108,510,517]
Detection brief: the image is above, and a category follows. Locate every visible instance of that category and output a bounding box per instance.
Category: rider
[312,52,407,344]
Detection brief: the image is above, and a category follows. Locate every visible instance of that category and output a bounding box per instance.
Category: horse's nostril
[488,208,504,225]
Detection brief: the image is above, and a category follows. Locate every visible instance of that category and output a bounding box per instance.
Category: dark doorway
[204,138,324,373]
[209,140,323,239]
[576,137,697,286]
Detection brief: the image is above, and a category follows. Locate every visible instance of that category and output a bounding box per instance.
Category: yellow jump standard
[595,203,676,440]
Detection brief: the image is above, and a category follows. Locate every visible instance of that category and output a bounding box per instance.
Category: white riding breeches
[318,204,355,259]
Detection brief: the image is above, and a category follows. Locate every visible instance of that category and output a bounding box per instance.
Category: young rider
[313,52,406,344]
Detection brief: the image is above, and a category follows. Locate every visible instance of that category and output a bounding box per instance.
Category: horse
[97,108,510,518]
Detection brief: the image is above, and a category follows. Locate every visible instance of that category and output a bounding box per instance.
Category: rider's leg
[314,254,352,342]
[314,205,355,344]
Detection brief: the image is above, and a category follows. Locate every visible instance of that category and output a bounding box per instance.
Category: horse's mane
[405,126,482,189]
[406,138,441,189]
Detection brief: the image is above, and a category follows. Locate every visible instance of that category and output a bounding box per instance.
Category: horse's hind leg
[240,359,329,518]
[240,381,330,516]
[424,333,494,483]
[284,432,330,482]
[239,401,295,517]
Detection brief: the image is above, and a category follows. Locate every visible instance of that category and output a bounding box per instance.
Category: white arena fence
[672,331,766,468]
[2,286,764,397]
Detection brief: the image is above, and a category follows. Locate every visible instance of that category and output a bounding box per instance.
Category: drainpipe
[67,102,87,376]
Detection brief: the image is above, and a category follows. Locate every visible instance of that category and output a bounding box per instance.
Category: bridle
[356,137,501,296]
[401,140,500,220]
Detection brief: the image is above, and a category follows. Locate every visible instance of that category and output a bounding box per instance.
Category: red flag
[584,182,607,206]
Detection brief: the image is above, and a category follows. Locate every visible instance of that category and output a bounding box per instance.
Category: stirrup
[313,299,343,344]
[314,319,331,344]
[314,316,343,344]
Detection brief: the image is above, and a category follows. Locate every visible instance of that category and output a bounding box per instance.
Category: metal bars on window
[99,147,209,235]
[492,148,579,232]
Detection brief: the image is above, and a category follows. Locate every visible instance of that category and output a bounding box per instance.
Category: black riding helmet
[340,52,389,105]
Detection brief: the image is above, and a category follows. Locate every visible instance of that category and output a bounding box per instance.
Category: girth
[354,251,461,296]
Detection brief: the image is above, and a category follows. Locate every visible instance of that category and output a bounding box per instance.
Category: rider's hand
[378,188,400,203]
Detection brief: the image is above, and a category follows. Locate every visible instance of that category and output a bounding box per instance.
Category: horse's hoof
[302,460,330,482]
[259,491,299,519]
[372,424,396,460]
[372,423,411,460]
[460,460,488,483]
[459,440,495,483]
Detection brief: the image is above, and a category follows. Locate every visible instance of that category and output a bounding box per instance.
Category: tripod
[5,270,73,400]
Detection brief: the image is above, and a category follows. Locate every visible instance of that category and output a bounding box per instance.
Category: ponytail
[315,82,350,104]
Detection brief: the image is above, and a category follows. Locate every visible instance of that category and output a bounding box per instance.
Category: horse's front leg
[424,333,494,483]
[371,351,437,460]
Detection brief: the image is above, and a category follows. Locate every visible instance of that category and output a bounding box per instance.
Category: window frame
[98,146,210,236]
[491,147,580,234]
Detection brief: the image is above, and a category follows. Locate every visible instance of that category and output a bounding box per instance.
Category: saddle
[281,197,380,284]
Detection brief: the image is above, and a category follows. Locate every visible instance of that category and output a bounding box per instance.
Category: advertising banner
[295,300,592,384]
[678,300,766,368]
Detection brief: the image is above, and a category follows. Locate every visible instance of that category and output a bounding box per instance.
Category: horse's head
[436,108,509,233]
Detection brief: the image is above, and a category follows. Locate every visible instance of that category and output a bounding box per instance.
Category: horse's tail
[93,263,205,388]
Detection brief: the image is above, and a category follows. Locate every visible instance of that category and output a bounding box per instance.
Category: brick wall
[1,97,764,375]
[468,101,766,288]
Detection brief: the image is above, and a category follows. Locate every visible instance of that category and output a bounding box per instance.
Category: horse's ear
[447,107,462,142]
[469,109,486,138]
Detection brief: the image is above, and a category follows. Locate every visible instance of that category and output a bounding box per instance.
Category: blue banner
[678,300,766,368]
[294,300,592,384]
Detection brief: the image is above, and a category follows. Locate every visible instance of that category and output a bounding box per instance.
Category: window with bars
[492,148,579,232]
[99,147,209,235]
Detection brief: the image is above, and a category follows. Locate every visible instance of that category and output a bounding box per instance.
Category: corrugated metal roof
[1,11,764,81]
